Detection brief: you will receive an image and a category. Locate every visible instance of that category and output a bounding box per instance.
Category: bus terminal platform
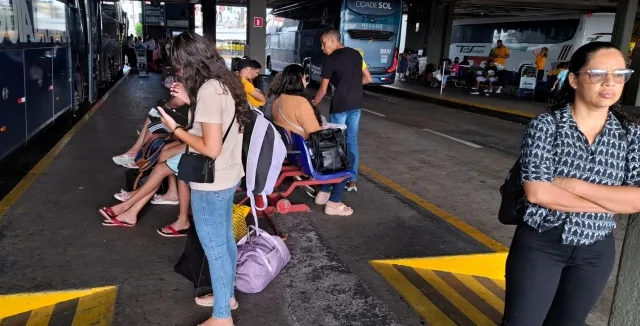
[0,73,514,326]
[373,79,640,123]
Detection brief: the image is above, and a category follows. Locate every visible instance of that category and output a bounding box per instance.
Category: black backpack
[498,115,558,225]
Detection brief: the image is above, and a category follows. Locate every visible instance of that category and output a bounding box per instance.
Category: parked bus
[267,0,402,85]
[0,0,127,160]
[448,13,615,76]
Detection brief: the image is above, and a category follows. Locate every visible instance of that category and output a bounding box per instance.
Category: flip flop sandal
[194,294,239,310]
[157,225,188,238]
[99,207,135,227]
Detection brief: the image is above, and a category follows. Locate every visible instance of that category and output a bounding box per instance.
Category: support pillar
[609,214,640,325]
[614,0,640,106]
[404,2,428,54]
[425,2,454,65]
[402,0,453,66]
[246,0,267,71]
[200,0,216,40]
[611,0,638,58]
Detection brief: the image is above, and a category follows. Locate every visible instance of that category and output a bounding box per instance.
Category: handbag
[177,112,236,183]
[307,128,349,174]
[235,225,290,294]
[276,98,349,173]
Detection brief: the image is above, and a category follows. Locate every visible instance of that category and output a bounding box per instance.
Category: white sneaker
[112,154,135,166]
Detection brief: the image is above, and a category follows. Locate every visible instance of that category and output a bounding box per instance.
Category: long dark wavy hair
[550,41,636,127]
[170,32,250,132]
[268,64,322,125]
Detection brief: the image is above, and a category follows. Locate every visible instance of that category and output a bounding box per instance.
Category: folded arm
[520,115,610,214]
[554,179,640,214]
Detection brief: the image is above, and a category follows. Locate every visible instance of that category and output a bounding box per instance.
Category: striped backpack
[241,107,287,218]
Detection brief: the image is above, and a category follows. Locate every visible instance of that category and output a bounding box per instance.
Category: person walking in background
[313,28,372,193]
[397,52,409,81]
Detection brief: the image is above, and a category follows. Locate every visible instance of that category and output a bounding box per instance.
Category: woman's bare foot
[111,209,138,226]
[198,316,233,326]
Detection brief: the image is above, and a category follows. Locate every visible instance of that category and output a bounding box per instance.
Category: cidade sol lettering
[355,1,393,10]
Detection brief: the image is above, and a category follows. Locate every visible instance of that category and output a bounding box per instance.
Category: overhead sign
[254,17,264,28]
[144,3,165,26]
[346,0,399,15]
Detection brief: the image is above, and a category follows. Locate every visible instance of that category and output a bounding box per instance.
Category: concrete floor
[0,74,498,326]
[0,73,623,326]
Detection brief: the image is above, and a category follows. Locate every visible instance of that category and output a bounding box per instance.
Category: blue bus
[266,0,402,85]
[0,0,126,160]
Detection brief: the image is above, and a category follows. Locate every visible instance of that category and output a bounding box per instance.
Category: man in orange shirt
[491,40,510,66]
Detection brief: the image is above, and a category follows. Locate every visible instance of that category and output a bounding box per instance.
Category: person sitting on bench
[471,59,498,95]
[272,64,353,216]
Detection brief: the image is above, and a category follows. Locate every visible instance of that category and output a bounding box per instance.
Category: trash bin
[254,74,273,94]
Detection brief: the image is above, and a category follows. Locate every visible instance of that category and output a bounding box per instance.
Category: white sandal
[325,203,353,216]
[114,189,132,202]
[194,294,239,310]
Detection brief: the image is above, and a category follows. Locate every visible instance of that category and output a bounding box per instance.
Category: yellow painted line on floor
[25,305,55,326]
[0,72,129,219]
[72,286,118,326]
[360,164,508,252]
[454,274,505,313]
[0,286,117,319]
[384,85,537,118]
[369,262,456,326]
[372,253,508,280]
[417,269,496,326]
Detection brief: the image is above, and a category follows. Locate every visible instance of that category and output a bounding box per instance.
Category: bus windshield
[341,0,402,81]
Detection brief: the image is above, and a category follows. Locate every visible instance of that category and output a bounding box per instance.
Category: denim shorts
[165,153,182,174]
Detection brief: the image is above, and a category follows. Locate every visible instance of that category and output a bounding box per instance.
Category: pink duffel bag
[235,223,290,294]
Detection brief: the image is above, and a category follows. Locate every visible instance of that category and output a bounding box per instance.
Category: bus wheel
[304,63,315,87]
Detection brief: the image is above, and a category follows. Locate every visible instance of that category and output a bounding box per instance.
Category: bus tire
[304,62,316,87]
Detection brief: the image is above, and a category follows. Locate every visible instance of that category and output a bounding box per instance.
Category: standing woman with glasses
[502,42,640,326]
[157,32,250,326]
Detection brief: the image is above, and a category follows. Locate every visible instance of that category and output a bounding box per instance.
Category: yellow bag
[232,204,251,242]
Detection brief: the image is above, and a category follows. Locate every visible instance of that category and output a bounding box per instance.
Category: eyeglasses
[577,69,634,84]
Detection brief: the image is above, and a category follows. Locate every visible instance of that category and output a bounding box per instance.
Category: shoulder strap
[277,96,305,133]
[184,110,237,154]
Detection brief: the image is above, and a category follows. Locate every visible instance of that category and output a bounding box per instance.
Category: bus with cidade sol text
[266,0,402,85]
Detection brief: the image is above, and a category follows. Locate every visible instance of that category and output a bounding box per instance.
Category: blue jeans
[329,109,360,181]
[191,185,237,319]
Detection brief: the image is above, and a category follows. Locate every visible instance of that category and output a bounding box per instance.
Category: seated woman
[112,91,188,168]
[271,64,353,216]
[100,136,191,235]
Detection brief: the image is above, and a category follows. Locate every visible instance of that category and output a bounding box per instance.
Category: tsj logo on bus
[355,1,393,9]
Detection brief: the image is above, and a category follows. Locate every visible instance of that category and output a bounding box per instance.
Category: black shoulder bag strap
[184,111,237,155]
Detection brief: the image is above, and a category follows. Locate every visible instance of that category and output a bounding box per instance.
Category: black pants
[502,225,615,326]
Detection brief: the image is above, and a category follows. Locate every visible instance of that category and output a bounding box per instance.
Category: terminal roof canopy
[212,0,621,18]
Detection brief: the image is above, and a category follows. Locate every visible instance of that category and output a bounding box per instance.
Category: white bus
[449,13,615,77]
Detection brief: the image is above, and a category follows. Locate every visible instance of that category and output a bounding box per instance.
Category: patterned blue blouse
[520,106,640,246]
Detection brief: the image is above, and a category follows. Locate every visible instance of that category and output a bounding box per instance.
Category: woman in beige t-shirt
[271,64,353,216]
[158,32,250,326]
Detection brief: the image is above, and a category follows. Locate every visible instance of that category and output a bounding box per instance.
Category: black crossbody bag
[177,112,236,183]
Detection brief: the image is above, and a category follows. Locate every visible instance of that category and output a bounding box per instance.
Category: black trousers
[502,225,615,326]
